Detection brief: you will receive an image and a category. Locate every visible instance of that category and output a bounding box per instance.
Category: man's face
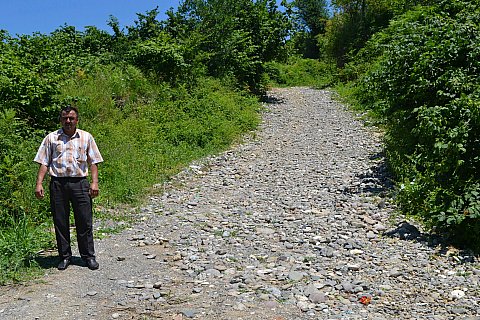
[60,110,78,135]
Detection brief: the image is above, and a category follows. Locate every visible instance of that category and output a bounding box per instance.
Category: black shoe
[85,257,99,270]
[57,258,71,270]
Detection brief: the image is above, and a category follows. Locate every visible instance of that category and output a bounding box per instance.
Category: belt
[51,176,87,182]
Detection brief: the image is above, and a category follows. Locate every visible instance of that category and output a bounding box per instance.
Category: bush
[0,109,51,226]
[128,32,192,85]
[358,0,480,247]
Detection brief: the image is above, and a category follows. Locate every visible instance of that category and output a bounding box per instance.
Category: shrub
[128,32,192,85]
[0,214,52,284]
[358,0,480,247]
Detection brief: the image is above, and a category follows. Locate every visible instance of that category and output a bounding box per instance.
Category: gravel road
[1,87,479,320]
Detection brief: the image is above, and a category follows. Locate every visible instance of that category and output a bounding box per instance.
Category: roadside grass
[330,80,390,135]
[0,214,54,285]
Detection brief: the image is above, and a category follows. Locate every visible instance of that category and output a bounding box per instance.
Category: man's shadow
[34,255,85,269]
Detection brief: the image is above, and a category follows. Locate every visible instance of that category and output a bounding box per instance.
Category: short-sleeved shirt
[34,128,103,178]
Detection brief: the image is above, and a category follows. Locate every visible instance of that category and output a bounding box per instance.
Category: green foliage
[128,31,193,85]
[82,26,116,55]
[157,78,260,149]
[0,110,51,225]
[294,0,329,35]
[126,7,163,41]
[356,0,480,247]
[288,31,321,59]
[58,65,259,204]
[290,0,329,58]
[166,0,292,94]
[0,109,54,284]
[0,37,59,128]
[0,26,116,129]
[265,57,337,88]
[321,0,394,66]
[321,0,433,66]
[0,214,52,285]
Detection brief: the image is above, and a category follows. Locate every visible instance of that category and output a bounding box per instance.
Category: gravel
[0,87,479,320]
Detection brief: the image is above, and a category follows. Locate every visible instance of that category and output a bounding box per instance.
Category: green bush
[128,32,192,85]
[0,109,51,225]
[358,0,480,247]
[319,0,395,67]
[0,27,113,130]
[167,0,291,95]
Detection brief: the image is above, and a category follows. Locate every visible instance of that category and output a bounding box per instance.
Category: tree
[126,7,162,41]
[322,0,395,65]
[295,0,329,35]
[324,0,435,65]
[164,0,291,94]
[290,0,329,58]
[128,31,191,85]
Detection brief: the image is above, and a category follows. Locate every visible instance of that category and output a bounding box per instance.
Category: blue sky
[0,1,182,36]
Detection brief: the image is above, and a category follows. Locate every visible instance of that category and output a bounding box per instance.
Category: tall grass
[0,214,53,284]
[0,110,55,284]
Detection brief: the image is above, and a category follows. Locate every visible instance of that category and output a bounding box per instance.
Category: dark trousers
[49,177,95,260]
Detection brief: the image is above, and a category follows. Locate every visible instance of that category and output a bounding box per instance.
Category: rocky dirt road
[1,87,479,320]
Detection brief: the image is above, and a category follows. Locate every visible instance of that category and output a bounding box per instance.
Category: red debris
[359,295,372,305]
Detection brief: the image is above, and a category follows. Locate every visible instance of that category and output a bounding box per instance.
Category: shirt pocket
[54,142,65,156]
[75,146,88,162]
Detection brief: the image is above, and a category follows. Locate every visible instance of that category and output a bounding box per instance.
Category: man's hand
[35,184,44,199]
[89,182,99,198]
[35,164,48,200]
[89,163,100,198]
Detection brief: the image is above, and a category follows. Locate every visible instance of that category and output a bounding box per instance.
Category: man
[34,106,103,270]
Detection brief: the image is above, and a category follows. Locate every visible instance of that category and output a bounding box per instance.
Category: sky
[0,1,182,36]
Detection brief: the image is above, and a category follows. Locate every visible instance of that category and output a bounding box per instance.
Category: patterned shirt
[34,128,103,177]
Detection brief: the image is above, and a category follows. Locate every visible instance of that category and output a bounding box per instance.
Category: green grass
[59,65,260,205]
[0,214,54,285]
[265,57,338,89]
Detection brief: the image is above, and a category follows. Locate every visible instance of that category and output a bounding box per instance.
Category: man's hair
[59,105,79,120]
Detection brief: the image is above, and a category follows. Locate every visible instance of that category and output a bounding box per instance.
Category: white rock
[257,269,273,275]
[450,290,465,299]
[347,264,361,271]
[350,249,364,255]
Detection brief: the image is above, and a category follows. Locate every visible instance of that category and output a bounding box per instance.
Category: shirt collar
[59,128,80,139]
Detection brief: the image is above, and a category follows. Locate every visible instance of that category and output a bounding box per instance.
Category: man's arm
[89,163,100,198]
[35,164,48,199]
